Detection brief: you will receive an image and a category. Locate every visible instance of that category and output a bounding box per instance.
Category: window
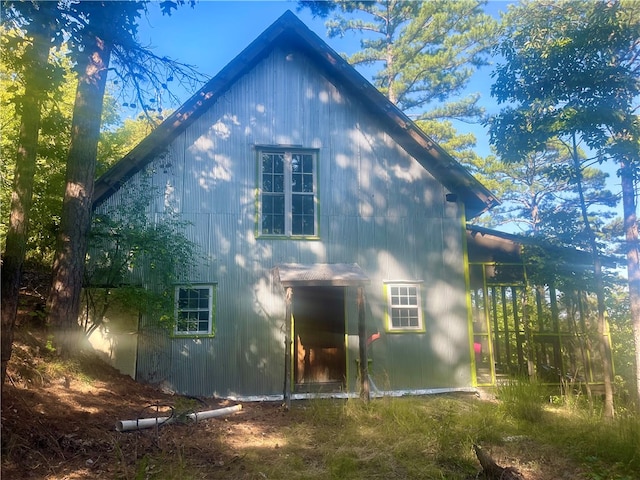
[385,282,424,332]
[259,148,317,237]
[175,286,215,335]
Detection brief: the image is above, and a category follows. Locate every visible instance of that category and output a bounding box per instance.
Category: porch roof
[275,263,370,287]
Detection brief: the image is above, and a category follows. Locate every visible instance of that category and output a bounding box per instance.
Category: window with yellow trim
[259,148,317,237]
[386,283,424,332]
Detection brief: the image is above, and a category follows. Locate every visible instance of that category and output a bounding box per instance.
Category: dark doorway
[293,286,346,392]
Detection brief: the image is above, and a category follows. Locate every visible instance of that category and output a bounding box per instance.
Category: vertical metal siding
[101,46,470,397]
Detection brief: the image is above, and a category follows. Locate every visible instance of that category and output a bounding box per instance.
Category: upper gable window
[258,148,318,237]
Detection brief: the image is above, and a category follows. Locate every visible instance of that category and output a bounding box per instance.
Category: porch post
[284,287,293,409]
[357,286,370,402]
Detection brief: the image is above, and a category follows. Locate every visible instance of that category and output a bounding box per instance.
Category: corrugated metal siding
[99,46,471,397]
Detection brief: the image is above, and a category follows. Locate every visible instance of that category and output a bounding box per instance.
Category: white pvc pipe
[189,404,242,422]
[116,415,172,432]
[116,404,242,432]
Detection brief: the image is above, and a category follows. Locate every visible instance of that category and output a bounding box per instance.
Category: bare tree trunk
[1,15,53,386]
[571,136,614,419]
[46,21,112,357]
[621,162,640,410]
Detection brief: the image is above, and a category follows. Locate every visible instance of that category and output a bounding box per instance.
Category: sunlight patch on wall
[163,181,176,211]
[390,159,423,183]
[427,280,468,366]
[235,253,246,268]
[335,153,351,169]
[191,135,214,153]
[196,154,233,191]
[302,240,327,260]
[377,250,409,280]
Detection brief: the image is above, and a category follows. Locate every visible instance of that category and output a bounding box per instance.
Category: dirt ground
[1,293,591,480]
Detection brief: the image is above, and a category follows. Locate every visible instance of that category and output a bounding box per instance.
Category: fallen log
[473,444,525,480]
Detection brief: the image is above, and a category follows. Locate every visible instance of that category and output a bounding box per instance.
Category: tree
[45,0,203,357]
[83,173,199,338]
[0,0,204,377]
[46,2,121,357]
[488,0,640,415]
[1,1,61,386]
[474,141,616,238]
[298,0,499,157]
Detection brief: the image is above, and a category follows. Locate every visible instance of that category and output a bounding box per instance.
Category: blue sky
[135,0,514,158]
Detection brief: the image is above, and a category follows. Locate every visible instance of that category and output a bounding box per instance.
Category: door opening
[293,286,346,392]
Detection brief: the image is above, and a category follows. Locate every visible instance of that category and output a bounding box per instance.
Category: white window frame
[384,282,425,332]
[174,285,215,336]
[258,147,318,237]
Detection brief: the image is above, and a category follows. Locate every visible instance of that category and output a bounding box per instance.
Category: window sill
[257,234,320,241]
[386,328,426,334]
[171,333,216,339]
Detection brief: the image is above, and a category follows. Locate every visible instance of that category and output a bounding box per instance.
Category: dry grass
[2,312,638,479]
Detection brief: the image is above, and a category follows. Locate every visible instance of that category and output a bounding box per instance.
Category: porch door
[293,286,346,392]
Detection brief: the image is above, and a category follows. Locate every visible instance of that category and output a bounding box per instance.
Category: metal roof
[466,224,619,268]
[275,263,370,287]
[92,10,498,218]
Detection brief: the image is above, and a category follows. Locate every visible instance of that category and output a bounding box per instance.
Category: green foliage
[84,171,200,334]
[0,23,152,263]
[538,407,640,476]
[472,139,617,241]
[489,0,640,163]
[0,25,71,261]
[607,282,638,403]
[299,0,499,160]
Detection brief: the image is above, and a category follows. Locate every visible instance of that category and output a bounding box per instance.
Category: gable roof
[93,10,498,218]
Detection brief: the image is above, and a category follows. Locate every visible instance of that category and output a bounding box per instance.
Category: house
[88,11,608,400]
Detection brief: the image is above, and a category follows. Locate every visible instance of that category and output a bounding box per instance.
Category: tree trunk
[46,23,113,357]
[1,16,53,386]
[621,162,640,410]
[473,445,525,480]
[572,136,614,419]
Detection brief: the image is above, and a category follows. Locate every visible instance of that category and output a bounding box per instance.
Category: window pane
[274,195,284,214]
[292,194,315,235]
[292,215,302,235]
[302,154,313,172]
[302,216,314,235]
[292,195,302,214]
[261,154,273,173]
[302,196,314,215]
[262,175,272,192]
[303,173,313,193]
[292,173,302,192]
[292,154,301,172]
[262,193,285,234]
[270,214,284,234]
[274,154,284,173]
[263,197,273,214]
[274,174,284,192]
